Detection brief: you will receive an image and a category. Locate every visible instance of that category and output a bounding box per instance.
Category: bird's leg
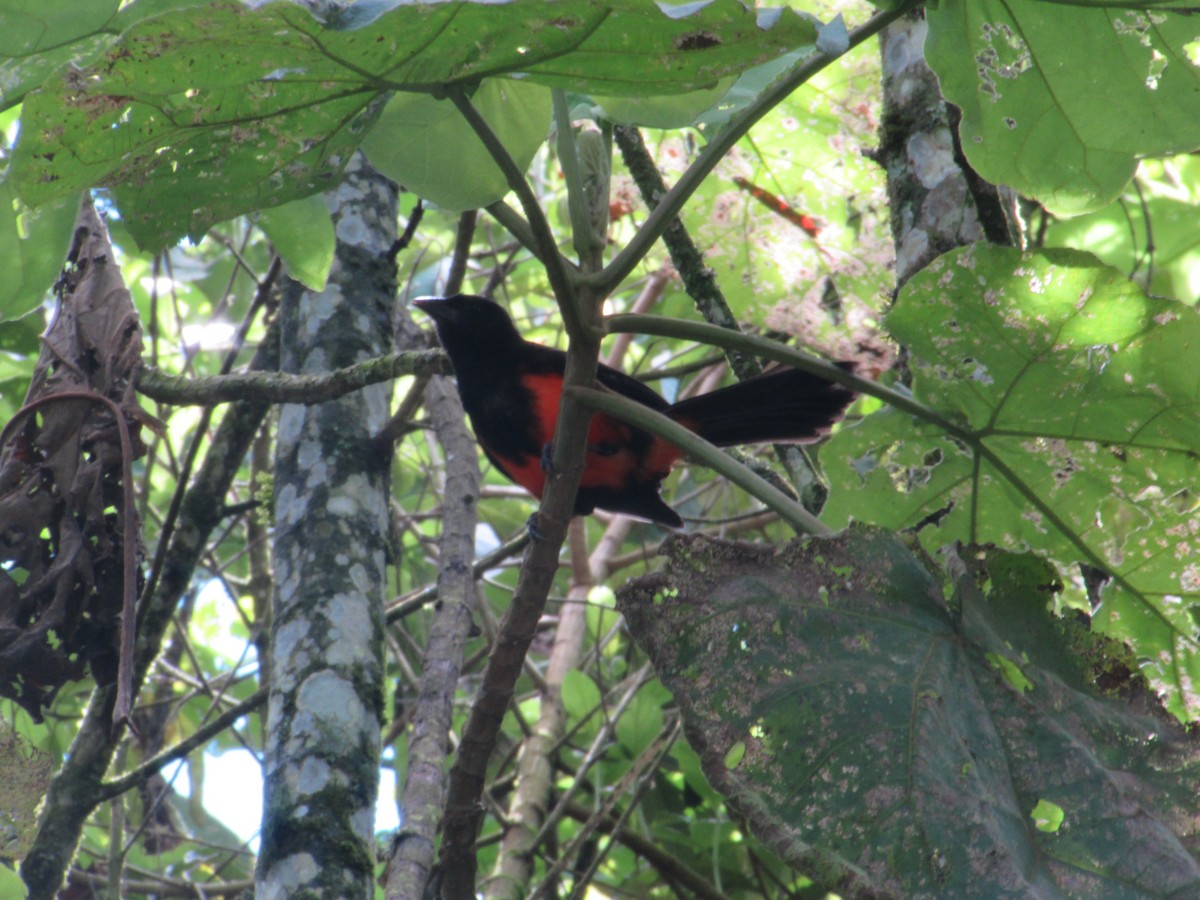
[525,511,546,542]
[540,441,555,473]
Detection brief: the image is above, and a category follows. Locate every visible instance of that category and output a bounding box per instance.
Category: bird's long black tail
[667,365,855,447]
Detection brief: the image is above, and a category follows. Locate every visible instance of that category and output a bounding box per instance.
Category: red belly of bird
[489,373,684,499]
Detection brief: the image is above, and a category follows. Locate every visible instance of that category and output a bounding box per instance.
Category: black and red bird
[415,294,854,527]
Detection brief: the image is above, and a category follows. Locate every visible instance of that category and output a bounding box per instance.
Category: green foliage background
[3,0,1200,896]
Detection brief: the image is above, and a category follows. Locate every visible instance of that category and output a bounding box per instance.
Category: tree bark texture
[385,310,481,898]
[256,155,396,900]
[878,13,989,287]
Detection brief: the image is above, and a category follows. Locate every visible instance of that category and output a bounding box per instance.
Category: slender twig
[137,258,279,620]
[389,198,425,262]
[375,369,433,447]
[533,717,681,899]
[95,689,267,802]
[527,664,654,856]
[561,800,729,900]
[564,721,682,900]
[604,267,670,368]
[445,210,478,295]
[607,313,922,420]
[138,349,449,406]
[385,531,530,623]
[485,201,540,260]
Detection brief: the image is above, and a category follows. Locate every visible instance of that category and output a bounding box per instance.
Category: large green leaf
[1028,0,1200,6]
[824,244,1200,718]
[618,529,1200,896]
[361,80,551,211]
[0,0,211,110]
[0,0,119,110]
[926,2,1200,215]
[14,0,388,249]
[256,193,334,291]
[0,864,26,900]
[0,173,77,317]
[0,2,116,54]
[336,0,818,96]
[592,78,736,129]
[1044,155,1200,304]
[12,0,818,248]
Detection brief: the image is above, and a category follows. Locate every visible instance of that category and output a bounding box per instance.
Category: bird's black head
[413,294,523,359]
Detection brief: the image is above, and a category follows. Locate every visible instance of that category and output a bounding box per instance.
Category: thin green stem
[554,89,590,260]
[448,87,587,338]
[485,200,539,258]
[607,313,951,433]
[567,386,831,536]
